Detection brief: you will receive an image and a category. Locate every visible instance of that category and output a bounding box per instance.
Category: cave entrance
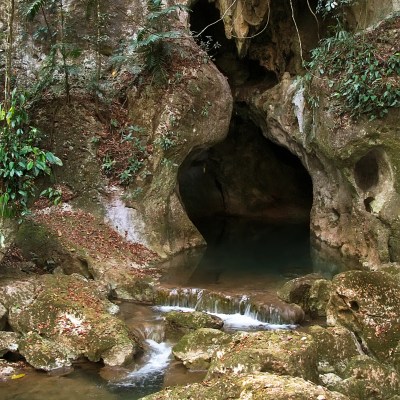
[189,0,277,87]
[177,110,314,288]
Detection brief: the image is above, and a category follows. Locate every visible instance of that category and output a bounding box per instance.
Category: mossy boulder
[277,273,331,316]
[0,279,37,310]
[141,372,349,400]
[327,271,400,369]
[165,311,224,335]
[18,332,74,371]
[307,325,360,373]
[308,279,332,317]
[6,274,141,370]
[329,356,400,399]
[207,330,319,383]
[172,328,231,370]
[0,332,20,357]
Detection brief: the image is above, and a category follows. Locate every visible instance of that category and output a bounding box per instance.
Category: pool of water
[161,216,320,293]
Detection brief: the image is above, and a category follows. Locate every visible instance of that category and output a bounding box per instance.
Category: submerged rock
[2,274,141,370]
[165,311,224,335]
[141,371,349,400]
[327,270,400,369]
[207,330,319,382]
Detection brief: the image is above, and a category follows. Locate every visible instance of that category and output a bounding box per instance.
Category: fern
[128,1,188,85]
[25,0,50,20]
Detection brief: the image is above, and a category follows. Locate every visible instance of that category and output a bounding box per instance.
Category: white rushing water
[155,305,296,331]
[115,339,172,388]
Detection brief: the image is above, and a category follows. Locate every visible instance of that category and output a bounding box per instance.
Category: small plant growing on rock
[126,0,189,85]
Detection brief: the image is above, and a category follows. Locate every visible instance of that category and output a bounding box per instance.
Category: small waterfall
[155,288,297,328]
[115,340,172,388]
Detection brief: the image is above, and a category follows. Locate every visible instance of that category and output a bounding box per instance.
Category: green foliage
[40,186,62,205]
[0,91,62,218]
[154,131,178,151]
[127,0,189,85]
[305,26,400,120]
[119,130,149,185]
[101,154,115,174]
[316,0,355,18]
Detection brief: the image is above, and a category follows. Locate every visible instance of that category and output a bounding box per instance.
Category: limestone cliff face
[1,0,399,268]
[239,76,400,266]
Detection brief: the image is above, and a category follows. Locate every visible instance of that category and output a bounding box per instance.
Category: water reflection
[162,216,316,292]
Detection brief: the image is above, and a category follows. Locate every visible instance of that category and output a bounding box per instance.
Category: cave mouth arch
[177,110,314,286]
[178,110,313,244]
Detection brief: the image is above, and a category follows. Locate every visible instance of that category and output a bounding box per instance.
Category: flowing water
[0,217,344,399]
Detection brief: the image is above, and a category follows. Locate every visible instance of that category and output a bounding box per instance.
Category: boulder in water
[277,273,331,316]
[172,328,231,370]
[165,311,224,335]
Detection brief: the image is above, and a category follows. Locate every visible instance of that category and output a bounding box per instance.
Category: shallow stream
[0,218,343,399]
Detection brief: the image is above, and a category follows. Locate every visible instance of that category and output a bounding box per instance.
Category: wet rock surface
[0,332,20,357]
[173,328,319,382]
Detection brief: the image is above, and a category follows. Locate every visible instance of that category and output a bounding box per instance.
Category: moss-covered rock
[172,328,231,370]
[329,356,400,399]
[5,274,141,369]
[277,273,329,315]
[141,372,349,400]
[0,332,20,357]
[327,270,400,370]
[0,279,37,310]
[308,279,332,317]
[18,332,74,371]
[165,311,223,335]
[307,325,360,374]
[207,330,319,383]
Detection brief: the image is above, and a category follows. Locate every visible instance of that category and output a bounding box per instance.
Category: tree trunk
[4,0,15,111]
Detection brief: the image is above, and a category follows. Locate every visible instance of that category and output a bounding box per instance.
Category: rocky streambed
[1,251,400,399]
